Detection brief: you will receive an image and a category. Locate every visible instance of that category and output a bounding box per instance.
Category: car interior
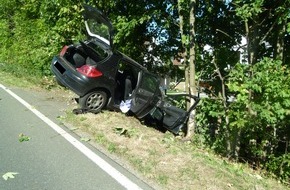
[114,61,139,105]
[63,40,109,69]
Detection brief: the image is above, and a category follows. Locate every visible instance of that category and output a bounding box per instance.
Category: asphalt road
[0,84,154,190]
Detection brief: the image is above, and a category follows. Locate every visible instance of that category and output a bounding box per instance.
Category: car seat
[73,53,86,68]
[124,77,132,100]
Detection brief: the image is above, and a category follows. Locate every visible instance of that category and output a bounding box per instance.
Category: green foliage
[196,58,290,182]
[267,154,290,183]
[235,0,264,20]
[18,133,31,142]
[0,0,84,77]
[195,98,228,154]
[228,58,290,128]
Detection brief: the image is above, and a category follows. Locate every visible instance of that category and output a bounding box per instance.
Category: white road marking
[0,84,143,190]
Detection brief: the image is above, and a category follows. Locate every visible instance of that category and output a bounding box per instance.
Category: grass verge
[0,69,289,190]
[62,110,288,190]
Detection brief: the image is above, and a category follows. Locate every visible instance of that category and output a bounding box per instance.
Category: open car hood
[83,5,114,47]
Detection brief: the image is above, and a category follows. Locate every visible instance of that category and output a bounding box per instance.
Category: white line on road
[0,84,143,190]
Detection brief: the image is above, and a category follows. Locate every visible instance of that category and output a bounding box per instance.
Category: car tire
[79,90,107,113]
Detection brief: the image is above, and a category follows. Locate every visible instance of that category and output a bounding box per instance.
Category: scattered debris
[114,127,131,137]
[73,108,101,115]
[80,137,91,142]
[18,133,31,142]
[70,127,80,131]
[2,172,19,181]
[73,108,90,115]
[120,99,132,113]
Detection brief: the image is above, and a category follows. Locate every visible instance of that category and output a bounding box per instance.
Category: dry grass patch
[62,110,288,190]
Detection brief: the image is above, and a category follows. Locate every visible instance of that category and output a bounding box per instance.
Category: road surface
[0,84,155,190]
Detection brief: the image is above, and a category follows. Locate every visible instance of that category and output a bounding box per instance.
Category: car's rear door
[130,71,161,118]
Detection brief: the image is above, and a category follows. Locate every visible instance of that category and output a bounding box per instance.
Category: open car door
[83,5,114,47]
[130,71,161,119]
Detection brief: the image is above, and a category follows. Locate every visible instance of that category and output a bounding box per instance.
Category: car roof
[118,52,148,71]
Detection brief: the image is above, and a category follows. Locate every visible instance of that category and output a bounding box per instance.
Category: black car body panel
[51,46,118,97]
[50,5,200,134]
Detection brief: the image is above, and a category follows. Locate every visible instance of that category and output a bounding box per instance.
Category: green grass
[0,64,58,90]
[157,174,169,185]
[0,68,34,87]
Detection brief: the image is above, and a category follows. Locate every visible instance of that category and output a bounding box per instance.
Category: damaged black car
[51,5,199,134]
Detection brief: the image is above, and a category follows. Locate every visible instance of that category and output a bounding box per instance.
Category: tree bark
[186,0,197,138]
[273,20,286,61]
[177,0,191,110]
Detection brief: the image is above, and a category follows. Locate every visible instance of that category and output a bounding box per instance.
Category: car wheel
[79,90,107,113]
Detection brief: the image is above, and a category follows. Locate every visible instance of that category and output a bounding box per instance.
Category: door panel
[130,71,160,118]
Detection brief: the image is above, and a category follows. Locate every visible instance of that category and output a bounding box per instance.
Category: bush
[196,58,290,182]
[0,1,84,78]
[267,154,290,184]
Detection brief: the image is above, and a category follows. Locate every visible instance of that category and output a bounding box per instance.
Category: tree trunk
[177,0,190,110]
[246,21,257,65]
[185,66,190,109]
[186,0,197,138]
[273,20,286,61]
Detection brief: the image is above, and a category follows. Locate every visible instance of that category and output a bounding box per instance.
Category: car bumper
[51,56,90,96]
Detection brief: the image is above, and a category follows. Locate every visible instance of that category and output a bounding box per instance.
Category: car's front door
[130,71,161,118]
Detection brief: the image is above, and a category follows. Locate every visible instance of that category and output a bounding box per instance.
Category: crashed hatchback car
[51,5,199,134]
